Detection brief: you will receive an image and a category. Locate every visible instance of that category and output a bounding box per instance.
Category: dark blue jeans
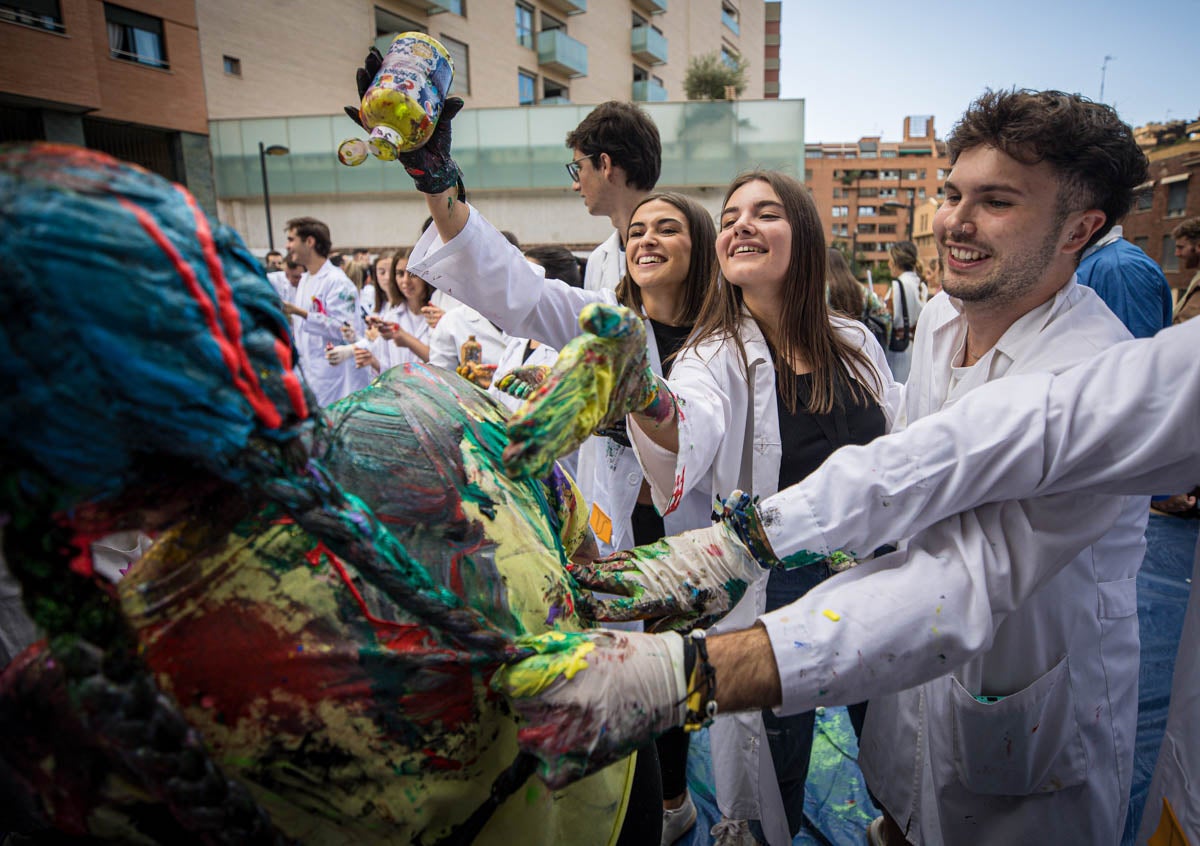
[759,564,868,838]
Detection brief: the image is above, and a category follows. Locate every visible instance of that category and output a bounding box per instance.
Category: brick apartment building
[804,115,949,277]
[1119,117,1200,296]
[0,0,216,216]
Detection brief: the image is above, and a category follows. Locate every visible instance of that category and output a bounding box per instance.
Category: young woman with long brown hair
[622,170,899,845]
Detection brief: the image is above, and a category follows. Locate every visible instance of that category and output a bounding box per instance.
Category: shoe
[710,816,757,846]
[866,816,886,846]
[660,791,696,845]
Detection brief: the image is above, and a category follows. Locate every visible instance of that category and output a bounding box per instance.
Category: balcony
[541,95,572,105]
[632,0,667,13]
[541,0,587,15]
[632,79,667,102]
[537,29,587,79]
[424,0,459,12]
[631,25,668,66]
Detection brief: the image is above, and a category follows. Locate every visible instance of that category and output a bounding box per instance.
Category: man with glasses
[564,102,662,293]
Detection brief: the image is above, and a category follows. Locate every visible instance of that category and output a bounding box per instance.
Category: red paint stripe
[118,197,283,430]
[274,337,309,419]
[179,189,283,429]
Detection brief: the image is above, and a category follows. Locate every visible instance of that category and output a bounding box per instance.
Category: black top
[776,371,886,491]
[648,318,692,367]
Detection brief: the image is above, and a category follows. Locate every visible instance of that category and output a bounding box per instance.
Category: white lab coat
[427,305,509,372]
[293,261,366,407]
[583,230,624,293]
[363,302,429,374]
[408,205,712,556]
[628,313,896,845]
[748,317,1200,844]
[759,281,1147,845]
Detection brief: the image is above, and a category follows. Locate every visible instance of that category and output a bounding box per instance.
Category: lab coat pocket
[947,656,1088,796]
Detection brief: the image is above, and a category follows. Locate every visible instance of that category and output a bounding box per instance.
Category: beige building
[197,0,782,251]
[804,116,950,277]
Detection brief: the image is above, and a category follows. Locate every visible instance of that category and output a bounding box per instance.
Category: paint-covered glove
[397,96,464,195]
[325,344,355,365]
[493,630,687,789]
[504,303,667,478]
[495,365,551,400]
[456,360,498,389]
[569,491,803,629]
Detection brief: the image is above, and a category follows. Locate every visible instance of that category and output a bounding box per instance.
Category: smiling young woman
[625,170,900,844]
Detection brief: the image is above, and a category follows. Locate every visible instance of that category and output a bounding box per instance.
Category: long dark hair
[372,250,396,312]
[686,171,882,414]
[614,191,715,330]
[826,247,865,317]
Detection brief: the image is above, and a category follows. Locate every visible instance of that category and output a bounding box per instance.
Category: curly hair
[1172,217,1200,244]
[565,101,661,191]
[947,89,1148,248]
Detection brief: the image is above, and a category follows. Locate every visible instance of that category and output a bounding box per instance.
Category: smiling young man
[564,102,662,293]
[496,89,1155,846]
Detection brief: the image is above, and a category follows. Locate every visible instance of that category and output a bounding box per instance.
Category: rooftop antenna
[1099,55,1115,102]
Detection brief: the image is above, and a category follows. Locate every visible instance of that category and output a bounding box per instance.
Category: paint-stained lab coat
[293,261,365,407]
[750,317,1200,844]
[407,205,712,555]
[628,313,896,845]
[754,282,1148,845]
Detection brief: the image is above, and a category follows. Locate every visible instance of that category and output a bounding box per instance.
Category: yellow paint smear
[822,609,841,622]
[502,639,596,698]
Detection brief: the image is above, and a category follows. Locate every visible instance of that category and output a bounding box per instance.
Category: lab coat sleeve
[761,489,1122,716]
[758,319,1200,562]
[427,318,460,369]
[301,276,357,344]
[629,346,734,516]
[408,204,607,349]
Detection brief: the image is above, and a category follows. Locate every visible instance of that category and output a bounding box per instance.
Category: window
[1163,235,1179,271]
[937,168,948,179]
[1167,180,1189,217]
[543,77,568,103]
[918,188,926,199]
[633,65,649,82]
[441,0,464,13]
[222,55,241,76]
[805,149,823,159]
[541,11,564,31]
[858,187,879,198]
[831,206,849,218]
[440,34,469,94]
[804,169,813,181]
[518,70,536,105]
[516,2,533,48]
[721,1,739,34]
[879,187,897,199]
[0,0,64,33]
[105,3,167,68]
[1134,188,1153,212]
[881,149,898,159]
[904,170,920,181]
[375,7,423,37]
[633,11,647,27]
[858,206,876,217]
[857,223,876,234]
[880,170,899,181]
[879,224,897,234]
[1133,236,1149,253]
[721,47,739,70]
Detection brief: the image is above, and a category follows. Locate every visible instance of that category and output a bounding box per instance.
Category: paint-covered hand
[457,360,498,389]
[504,303,664,478]
[397,97,465,195]
[325,344,355,365]
[495,365,551,400]
[494,629,687,789]
[569,507,763,631]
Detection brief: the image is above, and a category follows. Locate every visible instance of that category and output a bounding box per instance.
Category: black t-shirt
[776,371,886,491]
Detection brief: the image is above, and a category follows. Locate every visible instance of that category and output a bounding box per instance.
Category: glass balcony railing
[631,25,668,65]
[537,28,588,78]
[210,99,805,197]
[631,79,667,102]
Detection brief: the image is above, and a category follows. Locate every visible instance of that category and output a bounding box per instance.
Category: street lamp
[882,190,915,240]
[258,142,290,250]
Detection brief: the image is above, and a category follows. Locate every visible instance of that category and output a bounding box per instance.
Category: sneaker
[710,816,758,846]
[660,791,696,845]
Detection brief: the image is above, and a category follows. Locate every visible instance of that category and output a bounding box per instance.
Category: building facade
[0,0,216,215]
[804,115,949,274]
[1119,118,1200,295]
[199,0,793,252]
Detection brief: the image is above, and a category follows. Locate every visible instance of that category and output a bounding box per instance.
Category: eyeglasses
[565,153,598,183]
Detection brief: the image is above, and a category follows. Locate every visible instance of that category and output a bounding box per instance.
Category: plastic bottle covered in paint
[459,335,482,366]
[338,32,454,166]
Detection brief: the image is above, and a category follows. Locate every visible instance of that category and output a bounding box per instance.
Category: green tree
[684,50,748,100]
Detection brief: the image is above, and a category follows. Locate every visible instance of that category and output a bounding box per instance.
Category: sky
[778,0,1199,143]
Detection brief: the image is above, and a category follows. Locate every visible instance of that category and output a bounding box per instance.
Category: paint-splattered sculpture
[0,144,632,844]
